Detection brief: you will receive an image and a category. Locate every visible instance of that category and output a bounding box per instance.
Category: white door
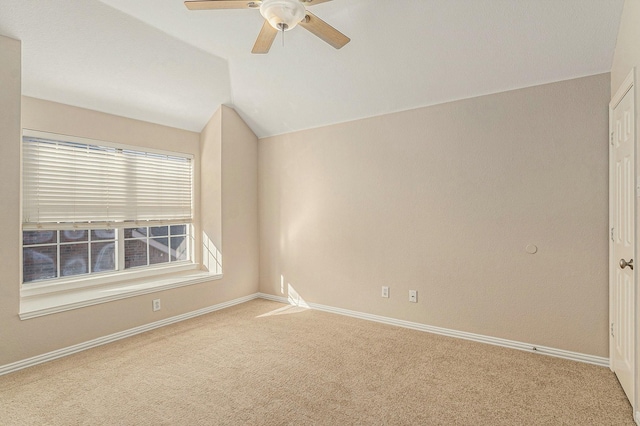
[611,71,636,405]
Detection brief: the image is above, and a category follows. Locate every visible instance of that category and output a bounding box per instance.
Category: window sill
[19,269,223,320]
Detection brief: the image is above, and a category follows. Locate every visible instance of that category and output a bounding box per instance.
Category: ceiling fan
[184,0,350,54]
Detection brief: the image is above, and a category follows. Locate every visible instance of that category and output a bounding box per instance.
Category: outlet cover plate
[152,299,161,311]
[409,290,417,303]
[382,286,389,298]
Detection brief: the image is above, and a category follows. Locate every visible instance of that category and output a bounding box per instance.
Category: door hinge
[611,227,615,242]
[611,131,615,145]
[611,322,615,337]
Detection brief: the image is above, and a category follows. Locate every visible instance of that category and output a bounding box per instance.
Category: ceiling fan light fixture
[260,0,306,31]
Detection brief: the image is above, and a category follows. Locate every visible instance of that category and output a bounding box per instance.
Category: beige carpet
[0,299,634,425]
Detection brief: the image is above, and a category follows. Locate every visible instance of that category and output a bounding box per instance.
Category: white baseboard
[0,292,609,377]
[0,293,259,377]
[257,293,609,367]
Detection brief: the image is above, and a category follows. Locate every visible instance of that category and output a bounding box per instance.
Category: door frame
[609,67,637,419]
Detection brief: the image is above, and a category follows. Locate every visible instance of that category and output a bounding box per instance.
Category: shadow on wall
[202,232,222,274]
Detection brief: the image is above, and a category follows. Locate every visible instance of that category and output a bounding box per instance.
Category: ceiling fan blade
[304,0,333,5]
[252,20,279,54]
[184,0,261,10]
[299,12,350,49]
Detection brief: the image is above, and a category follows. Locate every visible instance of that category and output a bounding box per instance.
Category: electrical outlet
[381,286,389,298]
[152,299,161,311]
[409,290,417,303]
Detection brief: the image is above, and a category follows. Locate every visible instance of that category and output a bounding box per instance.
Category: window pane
[60,243,89,277]
[170,225,186,235]
[60,230,88,243]
[170,236,188,261]
[92,229,115,241]
[150,226,168,237]
[150,238,170,265]
[125,227,147,239]
[125,239,147,268]
[23,246,57,282]
[92,242,116,273]
[23,230,56,246]
[23,224,191,282]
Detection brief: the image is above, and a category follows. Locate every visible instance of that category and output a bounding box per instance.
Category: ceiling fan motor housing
[260,0,306,31]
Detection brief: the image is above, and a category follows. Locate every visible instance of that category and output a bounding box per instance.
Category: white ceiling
[0,0,625,138]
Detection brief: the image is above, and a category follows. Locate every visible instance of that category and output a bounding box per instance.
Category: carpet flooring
[0,299,634,425]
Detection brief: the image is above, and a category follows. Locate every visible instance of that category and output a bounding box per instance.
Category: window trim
[23,128,194,165]
[21,224,194,289]
[21,130,196,284]
[19,269,223,320]
[18,129,216,320]
[21,261,198,297]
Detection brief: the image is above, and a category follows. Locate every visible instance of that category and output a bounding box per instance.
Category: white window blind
[22,132,193,229]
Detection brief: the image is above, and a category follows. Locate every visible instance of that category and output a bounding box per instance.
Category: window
[23,229,116,283]
[21,130,194,287]
[124,225,189,268]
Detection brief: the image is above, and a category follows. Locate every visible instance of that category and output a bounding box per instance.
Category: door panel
[611,82,635,404]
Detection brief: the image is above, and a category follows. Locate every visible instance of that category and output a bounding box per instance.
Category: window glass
[150,226,168,237]
[125,231,148,269]
[60,243,89,277]
[92,229,115,241]
[150,238,170,265]
[170,225,186,235]
[23,230,56,246]
[123,226,189,269]
[125,227,147,239]
[92,241,116,272]
[61,230,88,243]
[171,236,187,261]
[23,246,57,282]
[23,224,190,282]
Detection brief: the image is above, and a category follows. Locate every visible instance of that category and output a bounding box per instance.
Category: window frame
[20,129,200,298]
[22,228,118,283]
[21,225,196,295]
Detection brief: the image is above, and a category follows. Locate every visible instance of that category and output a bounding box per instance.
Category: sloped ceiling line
[0,0,625,138]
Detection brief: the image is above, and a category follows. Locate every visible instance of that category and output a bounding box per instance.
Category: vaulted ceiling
[0,0,625,138]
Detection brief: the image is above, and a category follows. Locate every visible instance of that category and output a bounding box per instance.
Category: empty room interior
[1,0,640,424]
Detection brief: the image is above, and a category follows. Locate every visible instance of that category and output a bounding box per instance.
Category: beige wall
[0,36,23,364]
[0,39,259,366]
[259,73,611,357]
[199,105,259,293]
[220,106,260,296]
[201,107,223,260]
[611,0,640,93]
[0,26,614,366]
